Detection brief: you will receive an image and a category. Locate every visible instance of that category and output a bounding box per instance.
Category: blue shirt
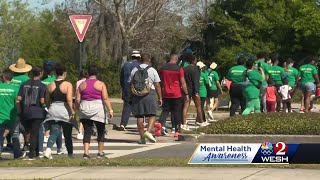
[120,59,140,96]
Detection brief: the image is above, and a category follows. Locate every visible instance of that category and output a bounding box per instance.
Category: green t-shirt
[255,60,271,86]
[0,83,19,125]
[11,73,30,87]
[42,75,57,86]
[283,66,299,87]
[299,64,318,83]
[199,71,209,97]
[268,65,284,85]
[178,61,190,68]
[226,65,247,84]
[207,69,220,90]
[243,69,263,99]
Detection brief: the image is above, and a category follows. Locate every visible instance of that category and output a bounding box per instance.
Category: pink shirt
[76,78,86,90]
[81,79,102,100]
[266,86,277,102]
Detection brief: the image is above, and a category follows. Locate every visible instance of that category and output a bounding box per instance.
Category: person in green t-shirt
[268,56,284,112]
[226,56,247,116]
[283,58,300,112]
[242,58,265,115]
[297,56,320,113]
[0,69,26,159]
[42,63,57,86]
[207,62,223,121]
[8,58,32,152]
[255,52,271,113]
[196,61,210,124]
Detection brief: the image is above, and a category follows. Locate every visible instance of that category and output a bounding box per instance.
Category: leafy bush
[193,113,320,135]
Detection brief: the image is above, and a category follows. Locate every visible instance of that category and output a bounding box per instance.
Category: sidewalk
[0,167,319,180]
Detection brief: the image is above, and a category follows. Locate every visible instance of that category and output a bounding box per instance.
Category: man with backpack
[119,51,141,131]
[128,53,162,144]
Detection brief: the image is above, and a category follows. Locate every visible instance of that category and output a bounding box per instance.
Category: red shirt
[266,86,277,102]
[160,63,184,98]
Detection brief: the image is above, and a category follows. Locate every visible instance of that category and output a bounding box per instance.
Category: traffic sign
[69,15,92,42]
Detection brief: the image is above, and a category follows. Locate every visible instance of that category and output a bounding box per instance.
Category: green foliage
[199,0,320,76]
[193,113,320,135]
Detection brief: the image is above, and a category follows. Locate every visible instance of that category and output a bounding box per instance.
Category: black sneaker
[16,152,27,159]
[22,144,30,152]
[118,125,126,131]
[83,154,90,159]
[97,152,108,159]
[161,128,169,136]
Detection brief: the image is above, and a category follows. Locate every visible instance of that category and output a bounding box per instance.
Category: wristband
[109,110,114,113]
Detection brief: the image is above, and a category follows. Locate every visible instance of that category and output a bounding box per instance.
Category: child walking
[278,76,292,113]
[266,78,277,112]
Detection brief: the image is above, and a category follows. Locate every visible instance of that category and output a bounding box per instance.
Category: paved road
[1,167,320,180]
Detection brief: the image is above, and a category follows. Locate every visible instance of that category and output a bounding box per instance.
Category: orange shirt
[266,86,277,102]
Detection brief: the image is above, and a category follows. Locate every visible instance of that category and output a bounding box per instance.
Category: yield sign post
[69,15,92,72]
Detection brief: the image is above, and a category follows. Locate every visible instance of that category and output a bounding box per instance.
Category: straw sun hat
[9,58,32,73]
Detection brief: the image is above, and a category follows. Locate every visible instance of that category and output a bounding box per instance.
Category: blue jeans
[0,121,22,159]
[47,121,73,154]
[120,95,132,127]
[41,122,62,151]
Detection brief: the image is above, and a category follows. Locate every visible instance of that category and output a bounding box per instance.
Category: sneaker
[174,132,180,138]
[204,121,211,126]
[83,154,90,159]
[143,131,157,143]
[196,122,207,127]
[171,128,176,134]
[22,144,29,152]
[57,147,67,155]
[15,152,27,159]
[119,125,126,131]
[97,152,108,159]
[207,111,214,119]
[44,148,53,159]
[39,152,44,158]
[137,138,146,144]
[207,118,217,122]
[77,133,84,140]
[161,127,169,136]
[180,125,190,131]
[44,136,49,143]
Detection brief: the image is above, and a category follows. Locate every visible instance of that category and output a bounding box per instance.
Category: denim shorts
[299,82,316,92]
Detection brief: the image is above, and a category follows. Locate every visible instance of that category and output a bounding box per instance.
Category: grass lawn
[1,158,320,169]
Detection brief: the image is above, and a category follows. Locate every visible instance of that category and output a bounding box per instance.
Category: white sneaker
[57,147,67,155]
[207,118,217,122]
[77,133,83,140]
[44,136,49,143]
[196,122,208,127]
[204,121,211,126]
[181,125,190,131]
[44,148,53,159]
[207,111,214,119]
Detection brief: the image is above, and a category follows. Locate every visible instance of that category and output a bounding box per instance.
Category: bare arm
[101,83,113,119]
[259,67,266,81]
[216,81,223,94]
[16,96,22,115]
[154,82,163,106]
[66,83,75,116]
[314,74,320,86]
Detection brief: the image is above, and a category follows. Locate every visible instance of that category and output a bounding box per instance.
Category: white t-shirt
[128,64,161,90]
[278,85,292,100]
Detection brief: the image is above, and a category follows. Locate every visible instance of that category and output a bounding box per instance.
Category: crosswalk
[1,141,178,159]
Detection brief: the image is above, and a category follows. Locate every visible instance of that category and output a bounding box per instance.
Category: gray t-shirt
[128,64,161,90]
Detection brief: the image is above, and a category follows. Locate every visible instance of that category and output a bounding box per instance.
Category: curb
[178,134,320,143]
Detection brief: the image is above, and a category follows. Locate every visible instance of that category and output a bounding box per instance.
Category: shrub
[192,113,320,135]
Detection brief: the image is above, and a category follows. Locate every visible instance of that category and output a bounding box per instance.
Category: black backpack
[131,66,151,96]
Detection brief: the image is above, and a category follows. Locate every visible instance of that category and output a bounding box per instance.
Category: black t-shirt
[18,79,47,120]
[184,65,200,96]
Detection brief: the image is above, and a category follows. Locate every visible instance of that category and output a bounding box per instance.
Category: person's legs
[158,99,170,127]
[230,84,241,116]
[282,100,288,112]
[270,101,276,112]
[38,123,44,153]
[200,97,206,121]
[304,91,312,112]
[193,96,203,123]
[253,98,261,113]
[81,119,93,156]
[266,101,271,112]
[0,125,5,154]
[260,85,267,112]
[242,99,255,115]
[56,131,62,150]
[44,121,61,158]
[61,122,73,156]
[120,98,132,127]
[94,121,105,154]
[172,98,183,132]
[212,97,219,111]
[28,119,42,159]
[287,99,292,113]
[21,120,30,150]
[182,98,190,126]
[11,121,23,159]
[137,117,145,139]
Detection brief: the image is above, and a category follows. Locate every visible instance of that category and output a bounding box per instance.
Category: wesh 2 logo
[260,142,289,163]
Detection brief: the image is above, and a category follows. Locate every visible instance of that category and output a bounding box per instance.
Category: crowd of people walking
[0,50,319,160]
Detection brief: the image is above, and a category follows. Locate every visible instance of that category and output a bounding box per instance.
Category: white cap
[131,51,141,58]
[196,61,206,69]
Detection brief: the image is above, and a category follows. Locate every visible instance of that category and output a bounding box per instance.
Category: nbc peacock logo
[261,142,273,156]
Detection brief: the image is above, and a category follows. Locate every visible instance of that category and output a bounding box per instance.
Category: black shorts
[208,90,219,98]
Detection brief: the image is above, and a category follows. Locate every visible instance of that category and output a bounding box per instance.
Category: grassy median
[189,113,320,135]
[1,158,320,169]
